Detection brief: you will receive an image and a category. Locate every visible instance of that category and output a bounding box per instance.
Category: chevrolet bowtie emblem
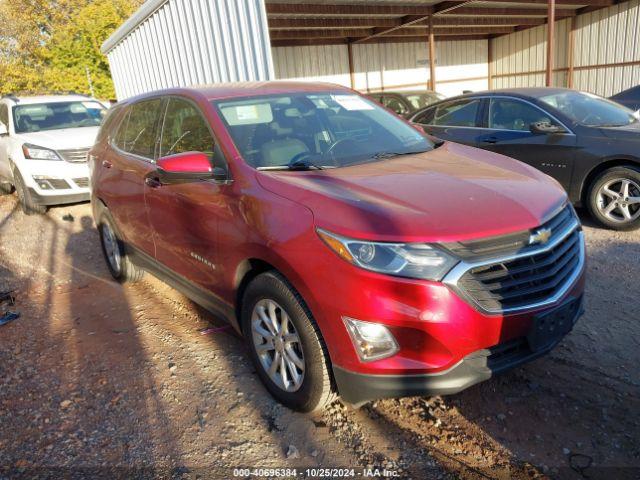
[529,228,552,245]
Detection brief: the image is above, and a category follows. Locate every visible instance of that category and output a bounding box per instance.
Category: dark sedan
[610,85,640,114]
[410,88,640,230]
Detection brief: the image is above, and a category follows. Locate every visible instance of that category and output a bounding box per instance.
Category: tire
[241,271,337,412]
[12,168,46,215]
[97,212,144,283]
[587,166,640,231]
[0,181,13,195]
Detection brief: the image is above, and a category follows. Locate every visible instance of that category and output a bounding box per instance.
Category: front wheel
[12,168,46,215]
[588,166,640,231]
[0,182,13,195]
[241,272,336,412]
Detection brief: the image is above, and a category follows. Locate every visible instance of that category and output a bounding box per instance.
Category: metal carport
[102,1,640,99]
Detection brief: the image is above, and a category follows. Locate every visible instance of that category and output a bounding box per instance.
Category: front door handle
[145,176,161,188]
[480,136,498,144]
[102,160,112,168]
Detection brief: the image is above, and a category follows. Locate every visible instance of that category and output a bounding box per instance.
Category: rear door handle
[102,160,112,168]
[145,176,161,188]
[480,136,498,144]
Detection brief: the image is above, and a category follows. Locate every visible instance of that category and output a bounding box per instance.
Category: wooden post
[488,36,494,90]
[546,0,555,87]
[567,16,576,89]
[428,16,436,91]
[347,42,356,90]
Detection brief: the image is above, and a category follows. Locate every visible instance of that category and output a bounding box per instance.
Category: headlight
[317,228,458,281]
[22,144,62,161]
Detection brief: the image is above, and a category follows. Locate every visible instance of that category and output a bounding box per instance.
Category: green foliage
[0,0,142,98]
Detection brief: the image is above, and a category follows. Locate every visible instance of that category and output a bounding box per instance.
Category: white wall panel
[573,0,640,96]
[274,39,487,96]
[102,0,274,99]
[491,0,639,96]
[271,45,351,86]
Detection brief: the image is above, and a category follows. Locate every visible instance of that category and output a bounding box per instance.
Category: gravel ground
[0,194,638,480]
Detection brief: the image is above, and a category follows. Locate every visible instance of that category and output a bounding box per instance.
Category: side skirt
[127,245,241,333]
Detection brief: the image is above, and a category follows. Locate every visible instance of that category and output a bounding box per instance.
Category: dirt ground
[0,194,638,480]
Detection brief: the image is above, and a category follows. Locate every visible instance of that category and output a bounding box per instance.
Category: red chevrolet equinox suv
[89,83,586,412]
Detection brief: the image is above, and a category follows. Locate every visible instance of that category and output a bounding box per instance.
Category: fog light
[343,317,399,362]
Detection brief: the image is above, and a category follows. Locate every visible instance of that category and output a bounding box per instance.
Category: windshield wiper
[288,157,324,171]
[370,150,430,160]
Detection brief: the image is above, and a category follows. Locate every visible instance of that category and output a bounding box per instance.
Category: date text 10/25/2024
[232,468,401,478]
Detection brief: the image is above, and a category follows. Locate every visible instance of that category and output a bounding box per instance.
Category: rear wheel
[588,166,640,231]
[241,272,336,412]
[98,213,144,283]
[12,168,46,215]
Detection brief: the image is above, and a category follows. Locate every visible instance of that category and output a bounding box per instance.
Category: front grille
[73,177,89,188]
[443,205,575,259]
[58,148,89,163]
[457,228,582,312]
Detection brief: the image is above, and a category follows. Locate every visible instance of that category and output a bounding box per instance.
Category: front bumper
[28,187,90,205]
[334,296,584,406]
[19,159,90,205]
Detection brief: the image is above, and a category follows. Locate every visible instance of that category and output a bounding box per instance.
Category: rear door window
[118,98,162,159]
[433,99,481,127]
[159,98,215,159]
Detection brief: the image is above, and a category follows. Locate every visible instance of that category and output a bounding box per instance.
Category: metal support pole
[428,16,436,91]
[567,16,576,89]
[347,42,356,90]
[546,0,556,87]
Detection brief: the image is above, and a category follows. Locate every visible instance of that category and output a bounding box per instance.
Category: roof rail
[1,93,20,102]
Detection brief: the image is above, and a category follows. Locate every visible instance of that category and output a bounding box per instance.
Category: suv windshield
[539,91,637,127]
[12,101,106,133]
[213,92,433,169]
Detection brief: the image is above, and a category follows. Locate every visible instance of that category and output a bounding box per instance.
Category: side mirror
[530,121,566,135]
[0,123,8,136]
[156,152,214,184]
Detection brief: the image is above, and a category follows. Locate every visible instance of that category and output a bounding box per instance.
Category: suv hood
[256,142,567,243]
[16,127,100,150]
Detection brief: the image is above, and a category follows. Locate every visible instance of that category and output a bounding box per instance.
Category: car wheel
[588,166,640,231]
[241,271,336,412]
[0,182,13,195]
[98,213,144,283]
[12,168,46,215]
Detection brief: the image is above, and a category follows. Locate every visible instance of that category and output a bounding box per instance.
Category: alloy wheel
[101,222,122,274]
[251,298,305,392]
[596,178,640,223]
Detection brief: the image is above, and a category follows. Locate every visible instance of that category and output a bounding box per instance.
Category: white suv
[0,94,107,214]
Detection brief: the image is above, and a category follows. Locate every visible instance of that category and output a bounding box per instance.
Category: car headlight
[22,143,62,161]
[317,228,458,281]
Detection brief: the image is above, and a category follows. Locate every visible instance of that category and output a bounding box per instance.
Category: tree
[0,0,142,97]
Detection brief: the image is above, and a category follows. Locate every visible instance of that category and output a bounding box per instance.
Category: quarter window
[160,98,215,159]
[489,98,552,131]
[433,99,480,127]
